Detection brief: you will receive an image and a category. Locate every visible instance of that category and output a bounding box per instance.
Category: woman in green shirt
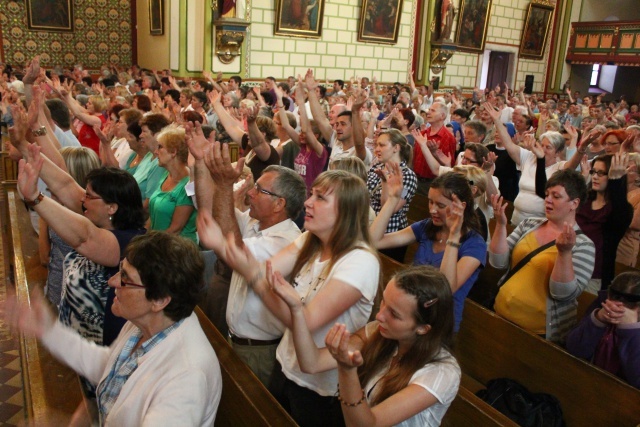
[148,125,197,241]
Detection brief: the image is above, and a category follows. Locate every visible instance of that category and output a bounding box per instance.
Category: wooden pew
[195,308,297,427]
[5,188,82,424]
[443,380,518,427]
[407,193,429,224]
[456,299,640,426]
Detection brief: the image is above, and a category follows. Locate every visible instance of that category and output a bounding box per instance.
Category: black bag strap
[498,231,583,288]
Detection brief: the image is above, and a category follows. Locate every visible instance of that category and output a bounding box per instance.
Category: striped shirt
[489,218,595,343]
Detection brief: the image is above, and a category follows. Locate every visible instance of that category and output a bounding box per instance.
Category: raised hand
[445,193,465,237]
[523,134,544,159]
[224,232,260,283]
[269,261,302,310]
[490,194,508,226]
[325,324,363,370]
[196,209,225,254]
[203,140,245,185]
[207,89,221,107]
[17,144,44,201]
[608,152,627,180]
[555,222,576,253]
[482,151,498,174]
[5,288,55,339]
[482,101,501,122]
[8,104,30,147]
[185,121,212,161]
[23,56,40,85]
[304,68,318,90]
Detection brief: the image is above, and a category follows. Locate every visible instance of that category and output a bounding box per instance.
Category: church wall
[1,0,133,69]
[443,0,554,92]
[247,0,416,83]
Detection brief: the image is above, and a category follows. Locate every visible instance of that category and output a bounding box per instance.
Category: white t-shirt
[227,210,301,340]
[512,147,566,225]
[111,137,134,169]
[329,140,373,167]
[363,322,461,427]
[276,232,380,396]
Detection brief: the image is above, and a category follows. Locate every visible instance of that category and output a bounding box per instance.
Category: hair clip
[423,298,438,308]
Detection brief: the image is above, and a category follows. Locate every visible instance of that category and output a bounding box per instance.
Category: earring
[109,215,113,222]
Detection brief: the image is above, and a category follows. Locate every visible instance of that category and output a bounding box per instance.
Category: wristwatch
[31,126,47,137]
[24,192,45,208]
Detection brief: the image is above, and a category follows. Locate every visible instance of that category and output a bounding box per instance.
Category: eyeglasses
[588,169,607,177]
[119,262,145,289]
[462,156,480,165]
[254,183,282,198]
[84,192,103,201]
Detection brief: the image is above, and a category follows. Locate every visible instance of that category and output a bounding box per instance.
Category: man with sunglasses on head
[193,138,306,387]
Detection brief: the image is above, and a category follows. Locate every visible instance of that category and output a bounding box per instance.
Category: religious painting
[358,0,404,44]
[149,0,164,35]
[26,0,73,32]
[519,1,554,59]
[455,0,492,53]
[274,0,325,39]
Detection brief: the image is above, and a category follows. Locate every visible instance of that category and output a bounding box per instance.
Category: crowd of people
[2,55,640,426]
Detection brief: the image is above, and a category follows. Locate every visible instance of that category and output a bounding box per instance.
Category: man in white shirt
[194,139,306,386]
[304,69,372,166]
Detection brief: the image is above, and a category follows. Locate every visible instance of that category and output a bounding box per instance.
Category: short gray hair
[540,131,565,152]
[265,165,307,220]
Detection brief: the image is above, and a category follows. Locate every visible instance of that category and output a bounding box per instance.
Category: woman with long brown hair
[207,170,381,427]
[272,265,459,426]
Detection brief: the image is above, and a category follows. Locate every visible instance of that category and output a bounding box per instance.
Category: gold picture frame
[26,0,73,32]
[519,1,555,59]
[455,0,493,53]
[274,0,325,39]
[358,0,403,44]
[149,0,165,36]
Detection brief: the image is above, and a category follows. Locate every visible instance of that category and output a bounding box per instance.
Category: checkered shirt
[367,162,418,232]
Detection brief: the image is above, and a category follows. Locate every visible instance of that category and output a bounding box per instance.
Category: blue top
[410,219,487,332]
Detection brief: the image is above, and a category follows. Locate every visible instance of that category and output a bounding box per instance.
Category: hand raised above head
[490,194,508,226]
[445,193,465,237]
[203,140,245,185]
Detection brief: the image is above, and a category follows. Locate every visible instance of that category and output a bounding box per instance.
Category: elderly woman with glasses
[8,232,222,425]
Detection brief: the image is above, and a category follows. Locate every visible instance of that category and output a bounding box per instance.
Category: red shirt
[78,114,106,155]
[413,125,456,178]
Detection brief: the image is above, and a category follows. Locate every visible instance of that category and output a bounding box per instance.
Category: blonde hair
[156,125,188,163]
[88,95,107,113]
[452,164,488,197]
[59,147,100,188]
[329,157,368,182]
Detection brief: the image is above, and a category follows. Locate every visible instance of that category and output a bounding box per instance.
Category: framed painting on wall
[274,0,325,39]
[26,0,73,32]
[149,0,165,36]
[358,0,403,44]
[519,1,554,59]
[455,0,492,53]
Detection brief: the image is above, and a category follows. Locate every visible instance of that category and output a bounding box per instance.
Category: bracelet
[446,240,461,248]
[24,192,45,208]
[31,126,47,137]
[336,385,366,407]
